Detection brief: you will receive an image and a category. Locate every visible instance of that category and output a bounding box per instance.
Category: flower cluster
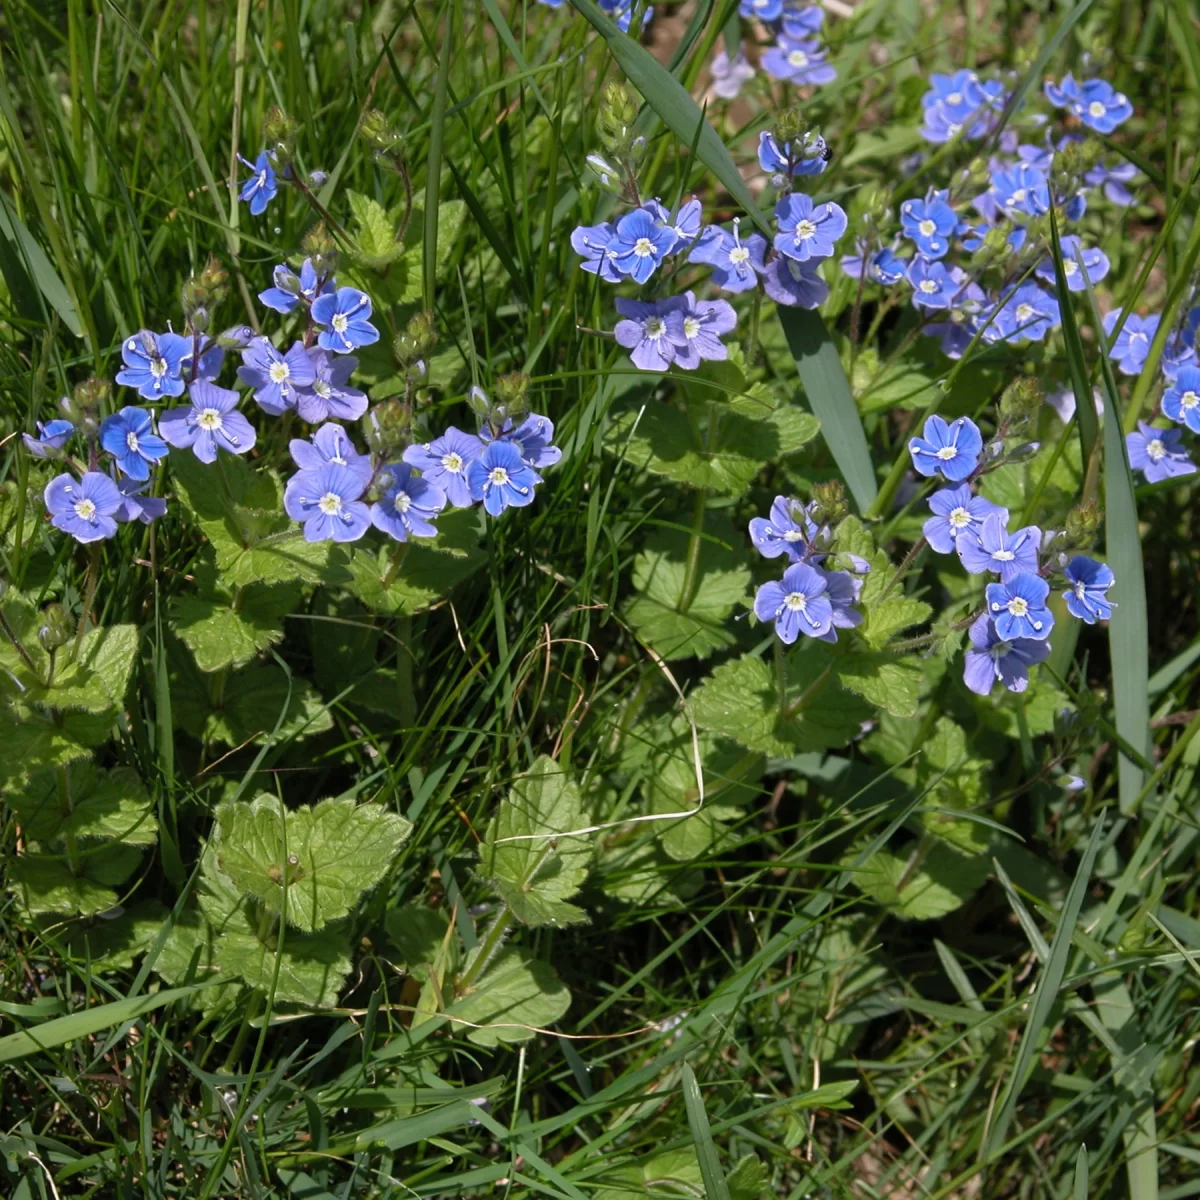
[535,0,654,34]
[743,1,835,89]
[749,496,867,644]
[907,415,1115,696]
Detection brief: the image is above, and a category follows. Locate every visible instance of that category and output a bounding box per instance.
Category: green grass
[1,0,1199,1197]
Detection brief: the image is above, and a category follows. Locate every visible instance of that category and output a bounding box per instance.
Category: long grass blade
[681,1063,732,1200]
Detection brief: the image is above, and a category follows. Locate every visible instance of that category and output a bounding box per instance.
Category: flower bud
[999,377,1043,423]
[774,107,804,145]
[467,385,492,417]
[971,226,1013,270]
[393,310,437,366]
[301,222,338,277]
[199,255,229,303]
[494,371,530,410]
[37,603,74,652]
[362,398,410,456]
[216,324,256,350]
[67,376,109,431]
[810,479,848,523]
[1064,500,1102,547]
[263,105,299,167]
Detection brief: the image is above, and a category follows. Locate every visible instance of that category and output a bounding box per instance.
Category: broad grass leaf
[448,947,571,1046]
[214,794,412,932]
[480,756,591,927]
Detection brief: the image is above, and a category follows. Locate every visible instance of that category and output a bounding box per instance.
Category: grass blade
[1074,1145,1089,1200]
[681,1062,732,1200]
[424,4,454,310]
[778,307,878,512]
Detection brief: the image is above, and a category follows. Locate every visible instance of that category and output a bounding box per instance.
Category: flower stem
[460,906,515,993]
[677,488,709,616]
[0,604,39,678]
[380,542,410,589]
[73,544,101,658]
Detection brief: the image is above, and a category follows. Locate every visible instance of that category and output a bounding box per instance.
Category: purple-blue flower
[757,131,828,177]
[291,422,374,486]
[293,349,368,424]
[774,193,847,262]
[688,220,767,293]
[614,297,687,371]
[989,163,1048,217]
[986,571,1054,641]
[284,463,371,543]
[663,197,703,251]
[957,513,1041,581]
[762,256,828,308]
[740,0,781,17]
[44,471,123,543]
[403,426,485,507]
[672,293,737,369]
[988,283,1060,344]
[781,2,823,36]
[711,50,756,99]
[311,287,379,353]
[1045,75,1133,134]
[963,613,1050,695]
[23,419,74,459]
[570,222,623,282]
[819,570,864,642]
[467,440,543,516]
[1034,235,1109,292]
[761,36,836,86]
[1062,556,1115,624]
[753,562,833,644]
[1085,159,1139,206]
[99,406,168,482]
[908,414,983,481]
[749,495,817,562]
[115,330,192,399]
[258,258,333,314]
[1103,309,1159,375]
[900,192,956,259]
[1162,366,1200,434]
[114,476,167,525]
[237,338,315,415]
[1127,421,1196,483]
[907,257,964,310]
[159,380,257,463]
[608,208,677,284]
[923,485,1007,555]
[483,414,563,470]
[370,463,447,542]
[238,151,278,216]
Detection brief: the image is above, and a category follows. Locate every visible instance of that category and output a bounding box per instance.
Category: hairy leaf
[448,947,571,1046]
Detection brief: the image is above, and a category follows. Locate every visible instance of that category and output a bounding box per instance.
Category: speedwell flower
[44,471,123,543]
[294,349,368,424]
[761,35,836,86]
[1126,421,1196,483]
[238,151,278,216]
[114,476,167,525]
[753,562,834,644]
[963,613,1050,695]
[370,464,447,542]
[311,287,380,353]
[923,485,1007,555]
[687,219,767,293]
[672,293,737,369]
[284,464,371,543]
[750,495,818,562]
[159,380,256,463]
[259,258,333,314]
[774,193,847,263]
[1162,366,1200,433]
[607,208,677,284]
[1044,75,1133,134]
[986,571,1054,641]
[291,422,374,486]
[99,406,169,481]
[1033,236,1109,292]
[467,440,543,516]
[23,419,74,459]
[908,415,983,481]
[762,256,828,308]
[614,297,687,371]
[1062,556,1115,623]
[900,192,956,259]
[237,338,315,415]
[956,513,1041,581]
[1103,309,1159,376]
[115,329,192,399]
[403,427,484,507]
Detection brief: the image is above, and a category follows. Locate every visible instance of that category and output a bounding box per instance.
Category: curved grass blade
[681,1063,732,1200]
[424,7,455,310]
[778,307,878,512]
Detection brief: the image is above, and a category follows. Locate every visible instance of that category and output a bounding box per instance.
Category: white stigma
[74,498,97,521]
[993,549,1015,561]
[269,361,290,384]
[1075,580,1088,599]
[331,312,349,334]
[729,246,750,265]
[1063,259,1078,276]
[935,445,958,460]
[990,641,1012,660]
[1015,303,1035,323]
[442,451,464,473]
[633,236,654,257]
[314,380,332,399]
[1010,188,1026,204]
[197,408,223,431]
[1181,390,1199,409]
[919,279,938,294]
[645,317,666,338]
[317,491,343,516]
[149,357,167,379]
[795,219,817,240]
[947,92,962,105]
[393,491,412,514]
[783,529,805,542]
[784,591,808,612]
[1146,438,1166,461]
[948,506,971,529]
[918,219,937,237]
[488,466,511,487]
[1006,596,1029,617]
[126,431,140,452]
[1088,101,1106,118]
[683,317,701,339]
[787,49,809,68]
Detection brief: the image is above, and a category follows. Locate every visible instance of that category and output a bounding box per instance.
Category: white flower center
[1006,596,1029,617]
[126,431,140,452]
[788,49,809,68]
[74,498,97,521]
[318,491,342,516]
[947,92,962,105]
[683,317,701,339]
[918,219,937,237]
[1075,580,1088,599]
[314,380,332,399]
[1063,259,1078,276]
[331,313,349,334]
[1182,390,1200,409]
[269,361,290,384]
[990,641,1012,660]
[441,452,464,473]
[948,506,971,529]
[935,445,958,460]
[1088,101,1106,118]
[993,548,1015,561]
[1015,303,1035,323]
[783,529,805,542]
[393,491,412,514]
[784,591,808,611]
[489,466,510,487]
[1010,188,1026,204]
[729,246,750,265]
[795,219,817,240]
[149,356,167,379]
[633,237,654,257]
[197,408,223,431]
[1146,438,1166,461]
[919,279,938,294]
[645,317,666,338]
[1131,332,1148,348]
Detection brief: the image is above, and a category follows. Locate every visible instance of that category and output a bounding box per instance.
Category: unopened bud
[199,255,229,302]
[301,222,338,276]
[37,603,73,652]
[1064,500,1102,547]
[811,479,848,523]
[1000,377,1043,423]
[393,310,437,366]
[216,324,256,350]
[494,371,530,409]
[68,376,109,430]
[263,105,299,166]
[774,107,804,145]
[467,385,491,417]
[362,398,410,456]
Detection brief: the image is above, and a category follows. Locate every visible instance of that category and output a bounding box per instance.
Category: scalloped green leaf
[851,843,984,920]
[171,584,297,673]
[448,947,571,1046]
[347,188,405,268]
[16,764,157,846]
[837,653,924,718]
[348,540,485,616]
[8,843,143,916]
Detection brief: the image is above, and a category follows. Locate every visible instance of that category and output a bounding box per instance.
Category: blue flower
[663,197,703,251]
[159,380,257,463]
[370,463,448,542]
[99,406,169,482]
[290,421,374,486]
[1103,309,1159,375]
[899,192,957,259]
[191,335,226,382]
[762,36,836,85]
[259,258,333,314]
[284,464,372,543]
[762,256,828,308]
[23,419,74,459]
[484,413,563,469]
[1084,159,1139,206]
[907,257,964,310]
[467,440,543,516]
[607,208,676,283]
[237,337,315,415]
[570,222,623,282]
[963,613,1050,695]
[749,495,818,562]
[922,70,985,122]
[840,242,906,285]
[781,2,824,36]
[757,131,828,177]
[711,50,756,99]
[908,415,983,481]
[987,283,1060,344]
[614,297,688,371]
[820,570,864,642]
[1062,556,1115,624]
[753,562,834,644]
[774,193,847,263]
[671,293,737,369]
[957,513,1041,581]
[294,349,368,424]
[739,0,781,17]
[598,0,652,32]
[44,471,123,544]
[1162,366,1200,433]
[1044,75,1133,133]
[988,163,1048,217]
[1033,235,1109,292]
[311,287,380,353]
[1127,421,1196,483]
[986,571,1054,641]
[688,220,767,293]
[114,476,167,525]
[403,426,484,507]
[115,329,192,399]
[238,151,278,216]
[923,485,1007,554]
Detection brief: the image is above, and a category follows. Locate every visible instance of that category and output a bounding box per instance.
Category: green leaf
[385,903,453,980]
[727,1153,768,1200]
[214,794,412,932]
[837,652,924,718]
[0,709,89,787]
[777,308,878,513]
[16,764,157,846]
[681,1063,732,1200]
[347,189,404,268]
[0,190,84,336]
[47,900,170,973]
[916,718,990,855]
[218,924,352,1008]
[594,1150,703,1200]
[8,843,144,917]
[689,651,872,757]
[171,584,296,673]
[851,843,985,920]
[50,624,140,713]
[447,947,571,1046]
[348,540,485,616]
[480,756,591,927]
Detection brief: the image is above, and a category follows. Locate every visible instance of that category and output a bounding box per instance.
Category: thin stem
[676,488,709,615]
[0,605,40,677]
[73,544,101,657]
[380,541,410,589]
[460,906,515,993]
